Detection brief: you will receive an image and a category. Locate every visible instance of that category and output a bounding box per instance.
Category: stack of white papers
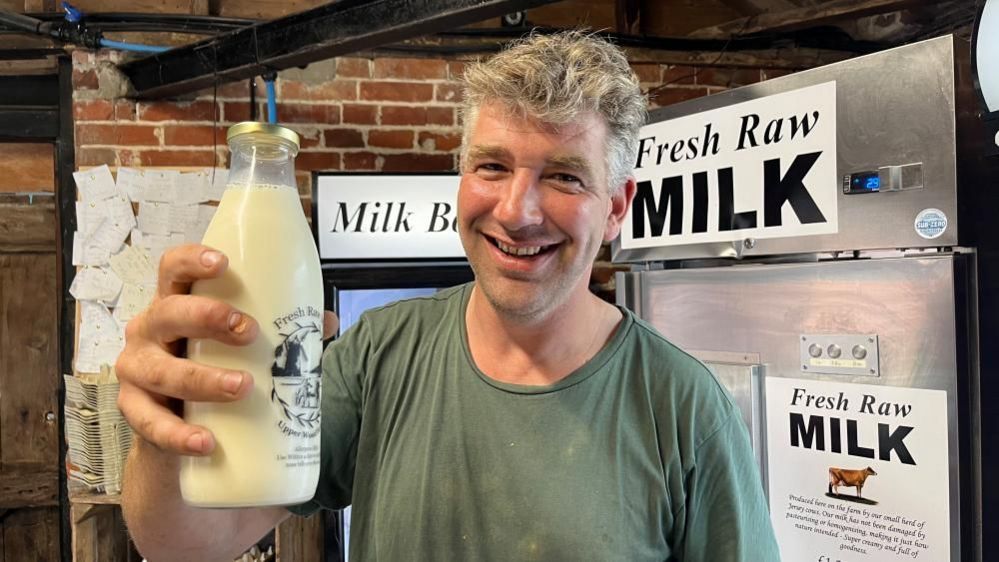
[64,375,133,494]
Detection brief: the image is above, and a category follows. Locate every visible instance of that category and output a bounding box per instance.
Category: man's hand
[115,243,337,457]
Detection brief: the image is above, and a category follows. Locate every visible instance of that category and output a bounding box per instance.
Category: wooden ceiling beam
[689,0,921,39]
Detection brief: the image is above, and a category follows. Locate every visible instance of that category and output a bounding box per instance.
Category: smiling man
[116,31,778,562]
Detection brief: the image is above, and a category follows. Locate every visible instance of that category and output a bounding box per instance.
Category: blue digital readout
[849,171,880,192]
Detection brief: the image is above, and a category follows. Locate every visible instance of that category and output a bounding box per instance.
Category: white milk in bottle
[181,122,323,507]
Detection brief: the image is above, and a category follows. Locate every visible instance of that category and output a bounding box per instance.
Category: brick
[648,87,709,108]
[323,129,365,148]
[73,68,99,90]
[76,124,160,146]
[281,80,357,101]
[71,50,94,66]
[381,106,427,126]
[277,103,341,125]
[138,100,217,122]
[427,107,454,126]
[381,153,454,172]
[342,104,378,125]
[368,129,414,149]
[435,83,463,103]
[115,99,137,120]
[162,125,227,147]
[696,67,761,87]
[296,151,341,171]
[222,101,252,123]
[448,61,469,80]
[0,144,53,192]
[418,131,462,152]
[373,58,447,80]
[297,127,323,150]
[630,64,661,84]
[336,58,371,79]
[343,151,377,170]
[76,147,119,167]
[360,82,433,103]
[661,65,697,86]
[74,100,113,121]
[138,150,217,167]
[762,68,794,81]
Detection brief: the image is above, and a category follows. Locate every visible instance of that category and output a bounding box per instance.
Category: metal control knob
[827,344,842,359]
[852,345,868,360]
[808,343,823,358]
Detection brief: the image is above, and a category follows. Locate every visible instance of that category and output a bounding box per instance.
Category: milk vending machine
[312,172,471,561]
[615,36,991,562]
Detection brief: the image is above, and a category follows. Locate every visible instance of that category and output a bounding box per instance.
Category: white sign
[314,174,465,260]
[623,81,839,250]
[766,377,950,562]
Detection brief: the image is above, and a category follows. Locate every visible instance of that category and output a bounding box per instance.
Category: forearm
[121,437,265,562]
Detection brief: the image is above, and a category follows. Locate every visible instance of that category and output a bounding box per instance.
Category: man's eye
[551,173,583,186]
[479,163,506,172]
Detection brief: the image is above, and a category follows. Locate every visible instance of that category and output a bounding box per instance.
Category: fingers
[157,244,229,298]
[144,294,259,346]
[118,384,216,455]
[323,311,339,340]
[117,349,253,403]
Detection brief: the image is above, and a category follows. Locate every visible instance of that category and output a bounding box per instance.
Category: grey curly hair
[459,30,647,191]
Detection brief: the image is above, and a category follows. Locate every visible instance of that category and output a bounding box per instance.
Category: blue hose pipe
[98,38,169,54]
[264,79,277,124]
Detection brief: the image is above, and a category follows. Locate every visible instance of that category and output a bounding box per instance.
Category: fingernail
[222,372,243,394]
[228,312,247,333]
[187,432,204,453]
[201,250,222,268]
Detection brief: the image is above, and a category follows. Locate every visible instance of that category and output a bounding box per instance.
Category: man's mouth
[486,235,557,258]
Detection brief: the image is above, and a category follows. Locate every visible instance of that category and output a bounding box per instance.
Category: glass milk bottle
[181,122,323,507]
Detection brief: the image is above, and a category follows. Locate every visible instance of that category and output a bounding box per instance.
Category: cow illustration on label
[270,319,322,429]
[827,466,878,505]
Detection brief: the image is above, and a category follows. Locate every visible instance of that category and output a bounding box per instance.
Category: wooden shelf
[69,491,121,505]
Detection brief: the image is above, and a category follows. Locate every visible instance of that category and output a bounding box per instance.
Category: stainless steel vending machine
[615,36,990,562]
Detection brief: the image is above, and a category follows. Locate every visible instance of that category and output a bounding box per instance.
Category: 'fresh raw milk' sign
[622,81,839,249]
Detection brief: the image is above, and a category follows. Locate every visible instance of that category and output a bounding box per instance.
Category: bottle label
[271,305,323,439]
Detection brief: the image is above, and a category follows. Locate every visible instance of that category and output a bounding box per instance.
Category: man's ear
[604,176,636,242]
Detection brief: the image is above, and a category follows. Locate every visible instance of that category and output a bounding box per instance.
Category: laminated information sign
[765,377,950,561]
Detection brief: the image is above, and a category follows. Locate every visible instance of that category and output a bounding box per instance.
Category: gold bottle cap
[226,121,300,149]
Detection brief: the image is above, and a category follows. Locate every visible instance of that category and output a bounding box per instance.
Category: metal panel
[620,254,974,560]
[120,0,562,100]
[614,36,967,262]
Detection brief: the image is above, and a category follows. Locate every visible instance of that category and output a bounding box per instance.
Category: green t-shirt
[291,284,779,561]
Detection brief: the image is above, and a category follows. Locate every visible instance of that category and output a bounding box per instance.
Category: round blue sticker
[914,208,948,239]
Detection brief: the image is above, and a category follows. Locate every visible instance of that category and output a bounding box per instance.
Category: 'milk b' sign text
[622,81,839,250]
[314,174,464,260]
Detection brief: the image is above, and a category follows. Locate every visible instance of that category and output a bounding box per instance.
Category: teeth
[496,240,543,256]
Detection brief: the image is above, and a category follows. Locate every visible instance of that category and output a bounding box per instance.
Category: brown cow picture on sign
[828,466,878,500]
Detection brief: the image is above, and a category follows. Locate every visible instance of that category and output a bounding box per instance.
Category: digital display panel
[844,170,880,194]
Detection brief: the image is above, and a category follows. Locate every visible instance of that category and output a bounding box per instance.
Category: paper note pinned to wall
[109,245,155,285]
[73,165,118,202]
[206,168,229,201]
[115,168,144,203]
[142,170,180,203]
[76,301,125,374]
[112,283,155,325]
[177,171,211,205]
[138,201,173,235]
[70,267,124,303]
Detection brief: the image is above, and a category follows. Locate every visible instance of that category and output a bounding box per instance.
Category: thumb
[322,310,339,340]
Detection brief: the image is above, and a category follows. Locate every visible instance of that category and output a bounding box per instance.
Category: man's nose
[493,170,543,230]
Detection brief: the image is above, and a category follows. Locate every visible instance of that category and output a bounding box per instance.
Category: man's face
[457,102,633,321]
